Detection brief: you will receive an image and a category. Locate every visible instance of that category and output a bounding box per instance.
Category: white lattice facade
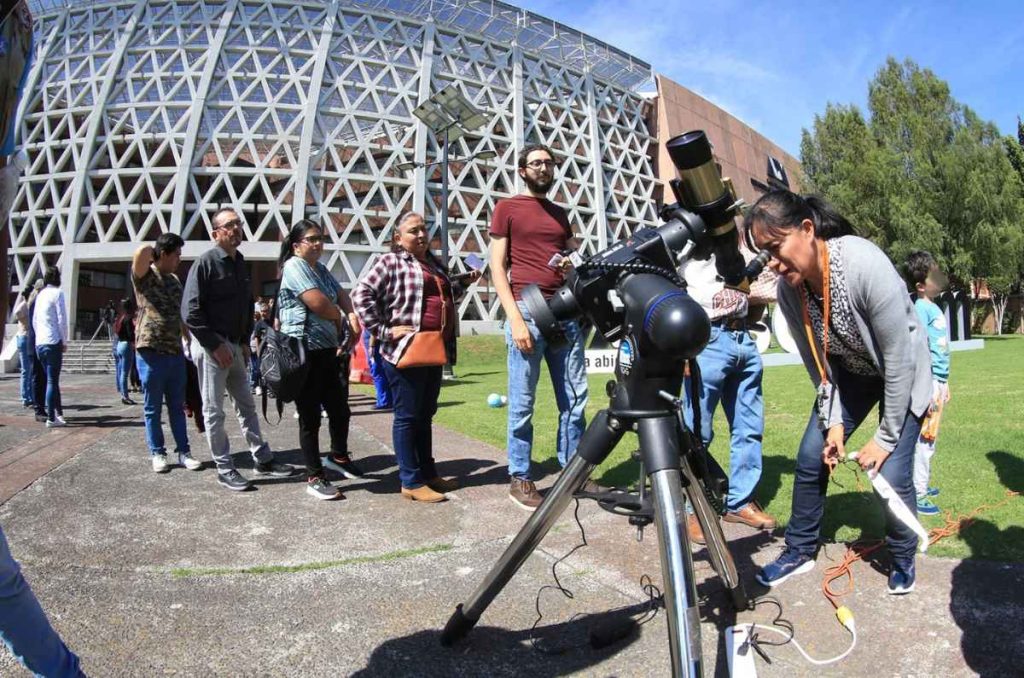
[12,0,658,331]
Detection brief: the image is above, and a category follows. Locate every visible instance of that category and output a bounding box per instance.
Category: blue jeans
[786,365,922,561]
[115,341,134,399]
[505,301,588,480]
[17,335,33,405]
[35,344,63,421]
[136,349,190,457]
[363,330,392,408]
[248,352,260,390]
[0,525,83,677]
[684,327,764,512]
[382,361,441,489]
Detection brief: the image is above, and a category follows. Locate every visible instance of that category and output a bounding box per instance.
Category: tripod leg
[637,416,703,677]
[681,456,749,611]
[650,468,703,678]
[441,410,625,646]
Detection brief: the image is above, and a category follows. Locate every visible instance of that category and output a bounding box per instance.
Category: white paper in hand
[849,453,929,553]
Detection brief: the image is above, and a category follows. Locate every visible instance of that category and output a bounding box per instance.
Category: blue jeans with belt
[505,301,588,480]
[0,525,84,677]
[684,326,765,512]
[786,365,921,561]
[136,349,190,457]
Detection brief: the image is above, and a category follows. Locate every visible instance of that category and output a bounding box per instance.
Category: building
[8,0,796,338]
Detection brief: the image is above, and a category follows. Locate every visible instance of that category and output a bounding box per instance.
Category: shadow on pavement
[950,450,1024,676]
[69,414,144,428]
[352,602,651,678]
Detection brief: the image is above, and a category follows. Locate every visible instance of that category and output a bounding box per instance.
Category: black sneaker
[34,413,48,422]
[306,476,343,501]
[253,461,296,478]
[887,558,916,595]
[217,470,253,491]
[324,453,364,479]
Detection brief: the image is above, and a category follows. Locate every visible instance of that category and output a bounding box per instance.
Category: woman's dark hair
[279,218,322,266]
[43,266,61,287]
[743,190,855,247]
[120,296,136,313]
[390,211,446,272]
[21,287,32,300]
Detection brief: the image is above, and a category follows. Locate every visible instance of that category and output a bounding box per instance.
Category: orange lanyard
[800,244,831,385]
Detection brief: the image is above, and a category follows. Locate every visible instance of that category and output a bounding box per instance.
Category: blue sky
[515,0,1024,157]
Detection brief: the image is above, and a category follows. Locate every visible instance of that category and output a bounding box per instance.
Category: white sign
[584,349,618,373]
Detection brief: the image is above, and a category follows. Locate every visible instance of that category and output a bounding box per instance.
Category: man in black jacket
[181,208,294,491]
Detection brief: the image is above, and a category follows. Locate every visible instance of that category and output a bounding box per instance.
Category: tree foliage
[800,58,1024,296]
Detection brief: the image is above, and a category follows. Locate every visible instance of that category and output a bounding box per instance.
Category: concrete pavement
[0,372,1020,676]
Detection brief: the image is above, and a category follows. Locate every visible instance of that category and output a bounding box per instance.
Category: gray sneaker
[306,476,343,501]
[253,461,296,478]
[217,469,253,491]
[509,478,542,511]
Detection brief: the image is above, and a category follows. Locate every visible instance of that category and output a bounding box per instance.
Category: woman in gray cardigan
[746,190,932,595]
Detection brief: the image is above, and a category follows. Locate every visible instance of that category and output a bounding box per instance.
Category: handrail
[79,321,115,372]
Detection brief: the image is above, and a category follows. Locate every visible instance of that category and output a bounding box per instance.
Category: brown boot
[723,501,776,529]
[401,485,447,503]
[509,478,542,511]
[425,476,459,493]
[687,514,706,545]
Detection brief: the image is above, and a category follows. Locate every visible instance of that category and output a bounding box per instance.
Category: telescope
[442,130,758,677]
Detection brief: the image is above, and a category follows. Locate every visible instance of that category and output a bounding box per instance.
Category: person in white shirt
[12,288,33,408]
[32,267,68,427]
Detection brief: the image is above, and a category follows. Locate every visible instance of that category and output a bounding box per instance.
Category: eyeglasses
[301,235,325,244]
[525,159,557,170]
[214,218,243,231]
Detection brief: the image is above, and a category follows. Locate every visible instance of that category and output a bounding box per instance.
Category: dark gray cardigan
[776,236,933,452]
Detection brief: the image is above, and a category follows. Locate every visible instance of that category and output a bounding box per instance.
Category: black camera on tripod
[519,130,752,364]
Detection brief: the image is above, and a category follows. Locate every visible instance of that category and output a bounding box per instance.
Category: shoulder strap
[261,380,285,426]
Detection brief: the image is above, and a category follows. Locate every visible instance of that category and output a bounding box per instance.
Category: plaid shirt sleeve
[353,255,392,340]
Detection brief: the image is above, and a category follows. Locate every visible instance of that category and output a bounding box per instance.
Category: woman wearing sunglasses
[277,219,362,500]
[746,190,932,595]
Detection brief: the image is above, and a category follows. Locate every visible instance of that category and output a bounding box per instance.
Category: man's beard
[523,173,552,195]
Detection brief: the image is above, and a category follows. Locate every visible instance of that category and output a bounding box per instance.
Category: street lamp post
[397,85,496,381]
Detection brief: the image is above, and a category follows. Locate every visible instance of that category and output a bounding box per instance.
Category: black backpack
[259,297,310,423]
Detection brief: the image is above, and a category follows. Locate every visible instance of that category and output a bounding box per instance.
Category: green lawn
[356,334,1024,561]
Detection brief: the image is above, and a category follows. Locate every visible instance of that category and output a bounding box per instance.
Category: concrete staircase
[65,340,115,374]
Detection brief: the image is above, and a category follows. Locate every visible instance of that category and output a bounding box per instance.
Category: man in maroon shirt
[490,144,589,510]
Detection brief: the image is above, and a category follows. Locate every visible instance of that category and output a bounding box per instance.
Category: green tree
[800,58,1024,325]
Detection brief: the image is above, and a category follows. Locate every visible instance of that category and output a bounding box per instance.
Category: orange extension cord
[820,474,1021,610]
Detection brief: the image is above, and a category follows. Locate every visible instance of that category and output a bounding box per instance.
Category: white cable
[748,623,857,666]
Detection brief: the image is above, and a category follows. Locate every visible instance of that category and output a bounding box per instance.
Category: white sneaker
[179,453,203,471]
[152,455,170,473]
[55,415,67,425]
[255,386,262,396]
[45,418,66,428]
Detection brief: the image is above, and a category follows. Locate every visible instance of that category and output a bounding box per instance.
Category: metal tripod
[441,357,748,677]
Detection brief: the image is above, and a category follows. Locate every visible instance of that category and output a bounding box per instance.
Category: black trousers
[294,348,351,478]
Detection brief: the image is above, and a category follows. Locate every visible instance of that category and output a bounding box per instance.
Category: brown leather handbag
[396,271,449,369]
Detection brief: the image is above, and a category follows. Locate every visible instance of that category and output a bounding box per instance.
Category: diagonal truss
[11,0,658,328]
